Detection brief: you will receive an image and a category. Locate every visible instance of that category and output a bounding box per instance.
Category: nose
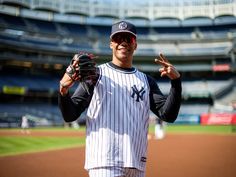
[120,41,128,47]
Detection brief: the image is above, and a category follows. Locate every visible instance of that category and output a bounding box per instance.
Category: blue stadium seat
[1,14,28,31]
[58,22,87,36]
[0,103,63,127]
[24,18,57,34]
[92,25,110,35]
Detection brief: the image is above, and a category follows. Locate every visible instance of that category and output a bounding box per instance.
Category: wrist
[59,81,69,96]
[60,81,69,89]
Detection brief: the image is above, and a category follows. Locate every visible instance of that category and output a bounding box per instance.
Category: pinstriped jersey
[84,63,150,171]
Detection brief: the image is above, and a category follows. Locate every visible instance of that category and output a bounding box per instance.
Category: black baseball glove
[65,52,98,94]
[66,52,97,82]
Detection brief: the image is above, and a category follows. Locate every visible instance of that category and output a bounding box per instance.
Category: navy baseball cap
[110,21,137,39]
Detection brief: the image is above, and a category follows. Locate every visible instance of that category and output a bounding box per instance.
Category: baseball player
[21,115,30,134]
[58,21,182,177]
[155,118,166,139]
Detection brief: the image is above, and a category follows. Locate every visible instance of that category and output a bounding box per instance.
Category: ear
[134,42,137,50]
[110,41,113,49]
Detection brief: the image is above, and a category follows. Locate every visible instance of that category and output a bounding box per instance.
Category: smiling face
[110,32,137,68]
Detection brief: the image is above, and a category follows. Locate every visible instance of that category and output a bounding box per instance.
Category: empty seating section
[24,18,57,34]
[199,25,235,39]
[0,14,235,56]
[0,73,233,97]
[158,79,233,97]
[136,27,150,39]
[137,43,178,55]
[135,48,156,56]
[179,104,210,115]
[179,46,230,56]
[153,27,194,40]
[58,22,87,36]
[23,37,59,47]
[92,25,110,37]
[1,14,28,31]
[0,104,63,127]
[0,75,60,90]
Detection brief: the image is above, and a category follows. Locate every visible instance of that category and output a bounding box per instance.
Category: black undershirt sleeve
[58,83,94,122]
[58,68,100,122]
[147,75,182,123]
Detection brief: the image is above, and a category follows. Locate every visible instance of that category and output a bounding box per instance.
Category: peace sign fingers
[154,53,171,67]
[154,52,180,80]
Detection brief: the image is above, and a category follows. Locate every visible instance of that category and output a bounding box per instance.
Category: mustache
[117,43,131,50]
[118,47,130,51]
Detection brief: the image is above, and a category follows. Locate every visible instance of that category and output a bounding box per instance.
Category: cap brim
[110,30,137,39]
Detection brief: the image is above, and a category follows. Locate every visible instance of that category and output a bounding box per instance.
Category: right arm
[58,83,94,122]
[58,53,98,122]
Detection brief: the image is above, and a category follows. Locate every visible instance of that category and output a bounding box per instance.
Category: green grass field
[149,124,236,134]
[0,125,235,157]
[0,136,85,157]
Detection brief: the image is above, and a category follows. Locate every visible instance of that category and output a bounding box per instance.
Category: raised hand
[155,53,180,80]
[59,54,81,96]
[59,53,98,96]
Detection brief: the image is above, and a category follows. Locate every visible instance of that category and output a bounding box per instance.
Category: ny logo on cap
[119,22,128,30]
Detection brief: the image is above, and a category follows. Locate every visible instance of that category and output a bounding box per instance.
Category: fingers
[155,59,169,68]
[155,53,171,68]
[159,52,169,63]
[159,66,169,77]
[72,54,80,80]
[159,70,167,77]
[155,53,169,78]
[65,54,81,81]
[72,54,80,67]
[159,67,167,73]
[155,53,180,79]
[72,73,81,81]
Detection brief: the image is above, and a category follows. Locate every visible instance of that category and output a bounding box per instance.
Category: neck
[112,56,133,69]
[108,62,135,72]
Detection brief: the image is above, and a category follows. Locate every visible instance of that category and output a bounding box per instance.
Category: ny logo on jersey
[131,85,145,102]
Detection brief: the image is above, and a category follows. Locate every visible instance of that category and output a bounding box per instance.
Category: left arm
[148,76,182,123]
[149,53,182,123]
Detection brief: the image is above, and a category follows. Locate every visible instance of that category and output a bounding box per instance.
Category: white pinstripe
[85,63,150,172]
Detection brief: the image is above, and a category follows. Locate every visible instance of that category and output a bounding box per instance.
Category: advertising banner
[175,114,200,124]
[201,113,236,125]
[3,85,26,95]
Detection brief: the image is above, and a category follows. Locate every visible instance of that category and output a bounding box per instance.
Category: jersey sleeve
[147,75,182,123]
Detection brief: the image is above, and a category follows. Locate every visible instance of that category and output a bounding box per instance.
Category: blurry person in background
[155,118,166,139]
[21,115,30,134]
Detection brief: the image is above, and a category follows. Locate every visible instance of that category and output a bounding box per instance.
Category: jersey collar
[108,62,136,73]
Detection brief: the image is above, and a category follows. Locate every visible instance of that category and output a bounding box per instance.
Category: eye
[112,35,121,43]
[112,34,136,44]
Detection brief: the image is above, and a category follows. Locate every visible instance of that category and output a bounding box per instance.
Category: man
[58,20,182,177]
[21,115,30,134]
[155,118,166,139]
